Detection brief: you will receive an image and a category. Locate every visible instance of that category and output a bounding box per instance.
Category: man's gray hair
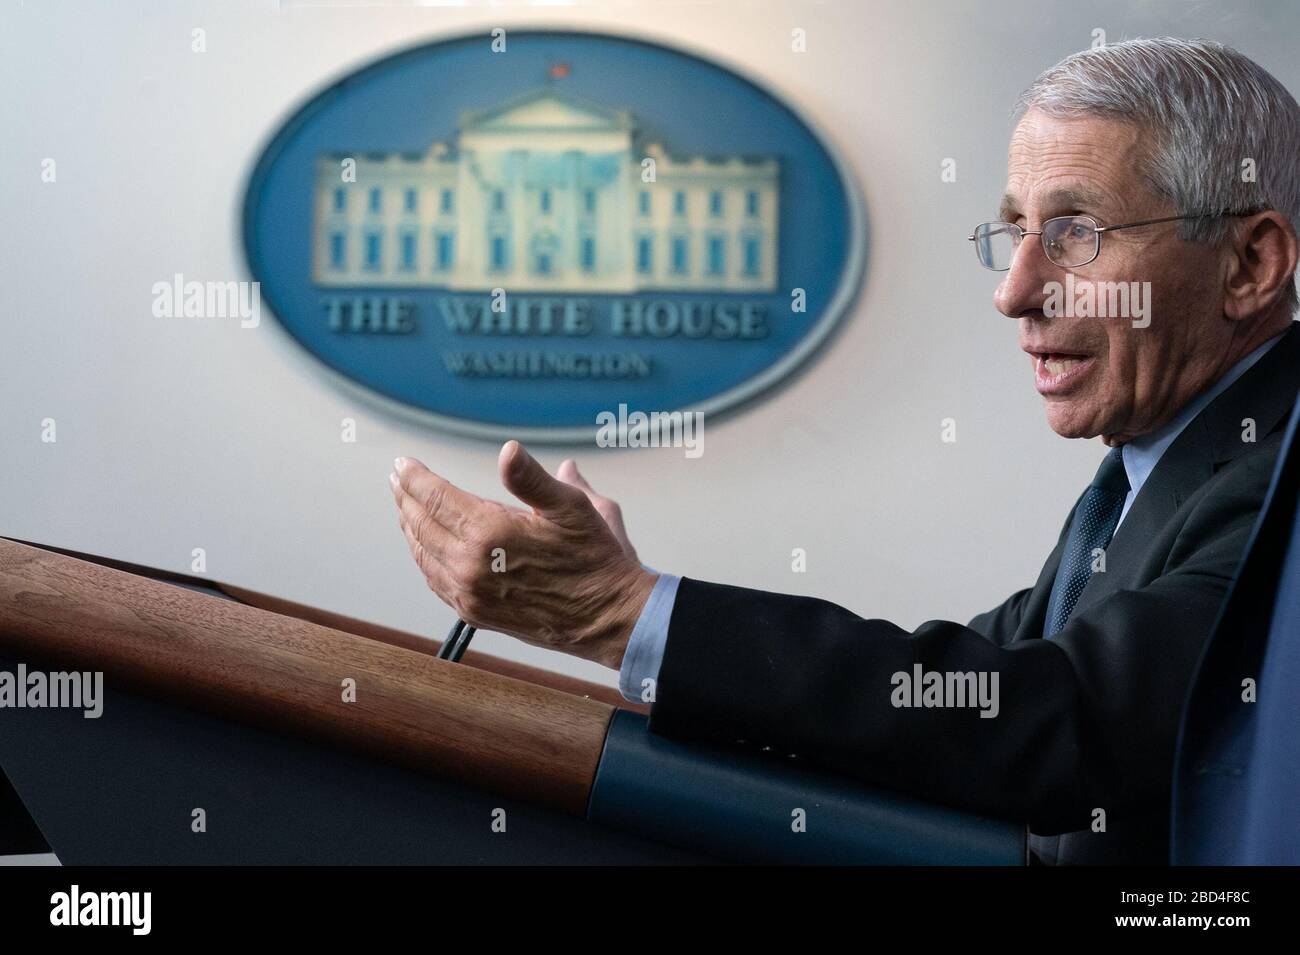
[1015,37,1299,315]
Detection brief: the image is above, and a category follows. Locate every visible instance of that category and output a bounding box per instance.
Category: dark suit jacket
[648,321,1300,865]
[1172,388,1300,864]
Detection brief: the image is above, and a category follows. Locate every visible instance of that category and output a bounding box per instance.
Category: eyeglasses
[968,211,1257,271]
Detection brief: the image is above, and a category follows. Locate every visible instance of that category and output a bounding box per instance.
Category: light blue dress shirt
[618,329,1290,702]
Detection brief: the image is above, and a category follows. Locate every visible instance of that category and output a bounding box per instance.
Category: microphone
[437,618,475,662]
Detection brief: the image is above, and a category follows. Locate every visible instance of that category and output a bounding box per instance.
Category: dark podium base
[0,652,709,865]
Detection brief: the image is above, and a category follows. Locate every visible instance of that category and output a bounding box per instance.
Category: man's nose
[993,233,1056,319]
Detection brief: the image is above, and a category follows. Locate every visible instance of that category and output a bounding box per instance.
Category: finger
[556,459,608,512]
[393,457,480,535]
[556,458,594,493]
[393,481,459,557]
[498,440,591,523]
[400,520,456,602]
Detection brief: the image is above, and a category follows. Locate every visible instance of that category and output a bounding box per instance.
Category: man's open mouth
[1026,350,1095,394]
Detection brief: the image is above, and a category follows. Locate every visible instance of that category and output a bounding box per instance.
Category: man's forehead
[1000,110,1147,218]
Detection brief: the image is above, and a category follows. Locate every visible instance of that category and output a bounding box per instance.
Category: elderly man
[388,38,1300,865]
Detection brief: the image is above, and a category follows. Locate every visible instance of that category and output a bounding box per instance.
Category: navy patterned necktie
[1043,446,1130,638]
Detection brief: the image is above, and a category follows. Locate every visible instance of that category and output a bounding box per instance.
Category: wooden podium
[0,537,1024,865]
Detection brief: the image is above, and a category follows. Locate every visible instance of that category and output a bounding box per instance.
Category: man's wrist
[589,565,659,670]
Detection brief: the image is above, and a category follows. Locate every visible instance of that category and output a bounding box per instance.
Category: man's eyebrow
[998,187,1111,222]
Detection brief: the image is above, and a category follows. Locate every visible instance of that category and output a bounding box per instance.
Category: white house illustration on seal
[312,83,780,293]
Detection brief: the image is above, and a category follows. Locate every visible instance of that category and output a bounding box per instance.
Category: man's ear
[1223,210,1299,320]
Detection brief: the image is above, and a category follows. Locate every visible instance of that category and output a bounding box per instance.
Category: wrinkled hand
[389,441,657,669]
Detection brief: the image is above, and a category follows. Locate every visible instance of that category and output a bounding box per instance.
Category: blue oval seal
[242,29,866,441]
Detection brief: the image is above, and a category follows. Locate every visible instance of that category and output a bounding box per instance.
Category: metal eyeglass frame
[967,211,1259,271]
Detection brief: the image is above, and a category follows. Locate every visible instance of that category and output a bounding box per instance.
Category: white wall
[3,0,1297,689]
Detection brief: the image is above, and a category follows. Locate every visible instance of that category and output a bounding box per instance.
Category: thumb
[499,440,590,520]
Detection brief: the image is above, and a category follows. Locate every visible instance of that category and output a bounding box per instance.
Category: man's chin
[1043,403,1102,440]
